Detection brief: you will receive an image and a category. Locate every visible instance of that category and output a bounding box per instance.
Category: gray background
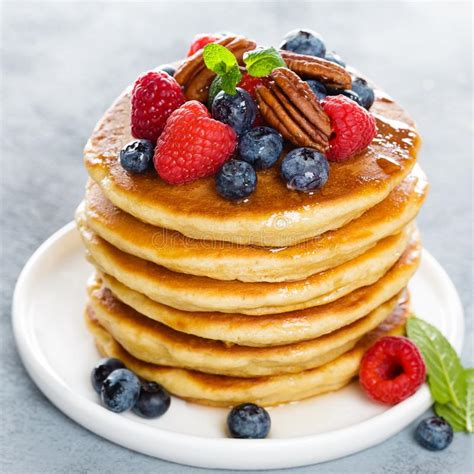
[1,1,473,473]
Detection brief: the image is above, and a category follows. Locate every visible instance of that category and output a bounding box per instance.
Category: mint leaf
[435,369,474,432]
[407,316,465,406]
[435,403,465,432]
[220,64,242,95]
[203,43,237,75]
[243,47,286,77]
[467,368,474,432]
[203,44,242,96]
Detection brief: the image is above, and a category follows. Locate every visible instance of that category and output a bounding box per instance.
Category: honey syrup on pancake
[85,92,420,219]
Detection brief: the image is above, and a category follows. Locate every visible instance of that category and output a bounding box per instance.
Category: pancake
[84,88,420,247]
[76,212,415,314]
[87,276,403,377]
[96,236,420,346]
[82,166,428,282]
[86,297,409,407]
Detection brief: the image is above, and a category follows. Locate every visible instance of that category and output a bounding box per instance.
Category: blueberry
[238,127,283,170]
[156,64,176,76]
[279,29,326,58]
[212,88,256,136]
[132,381,171,419]
[327,88,363,106]
[306,80,327,100]
[91,358,125,394]
[351,77,375,110]
[281,147,329,192]
[324,51,346,68]
[215,159,257,201]
[100,368,141,413]
[415,417,454,451]
[338,89,362,105]
[227,403,271,439]
[119,139,155,174]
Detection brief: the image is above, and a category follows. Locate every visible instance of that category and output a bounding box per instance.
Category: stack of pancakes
[76,85,428,407]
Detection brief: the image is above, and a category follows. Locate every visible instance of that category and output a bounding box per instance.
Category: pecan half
[174,36,256,102]
[255,67,331,151]
[280,51,352,90]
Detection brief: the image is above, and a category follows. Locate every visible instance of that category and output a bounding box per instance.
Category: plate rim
[12,221,465,470]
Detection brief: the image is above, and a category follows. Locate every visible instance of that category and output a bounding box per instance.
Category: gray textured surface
[1,1,473,473]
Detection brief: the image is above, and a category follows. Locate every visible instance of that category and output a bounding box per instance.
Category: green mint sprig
[203,44,242,95]
[435,369,473,432]
[407,316,465,405]
[243,46,286,77]
[203,44,286,96]
[407,316,473,432]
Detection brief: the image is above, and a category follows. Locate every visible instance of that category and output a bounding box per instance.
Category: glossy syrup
[85,91,421,220]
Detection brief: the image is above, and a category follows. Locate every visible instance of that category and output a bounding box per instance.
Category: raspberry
[187,33,222,57]
[238,74,270,99]
[238,74,270,126]
[322,95,377,161]
[359,336,426,405]
[154,101,237,185]
[131,71,185,142]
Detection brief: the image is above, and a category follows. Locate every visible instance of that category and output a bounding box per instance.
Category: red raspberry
[154,101,237,185]
[238,74,270,126]
[322,95,377,162]
[238,74,270,99]
[131,71,185,142]
[359,336,426,405]
[187,33,222,56]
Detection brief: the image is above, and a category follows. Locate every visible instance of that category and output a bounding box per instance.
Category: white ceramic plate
[13,222,464,470]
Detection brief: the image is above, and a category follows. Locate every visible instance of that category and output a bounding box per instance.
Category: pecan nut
[280,51,352,90]
[255,67,331,151]
[174,36,256,102]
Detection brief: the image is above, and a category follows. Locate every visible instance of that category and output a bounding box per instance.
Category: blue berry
[91,358,125,394]
[238,127,283,170]
[212,88,256,136]
[351,77,375,110]
[215,159,257,201]
[227,403,271,439]
[100,368,141,413]
[156,64,176,77]
[338,89,362,105]
[306,80,327,100]
[325,51,346,68]
[279,29,326,58]
[132,381,171,419]
[119,139,155,174]
[281,147,329,192]
[327,88,363,107]
[415,417,454,451]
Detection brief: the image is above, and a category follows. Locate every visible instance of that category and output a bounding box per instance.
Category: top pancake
[84,86,420,246]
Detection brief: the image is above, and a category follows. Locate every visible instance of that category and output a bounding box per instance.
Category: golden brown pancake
[96,236,420,346]
[87,277,403,377]
[86,297,409,406]
[77,52,428,409]
[81,166,427,282]
[76,212,415,314]
[84,89,420,246]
